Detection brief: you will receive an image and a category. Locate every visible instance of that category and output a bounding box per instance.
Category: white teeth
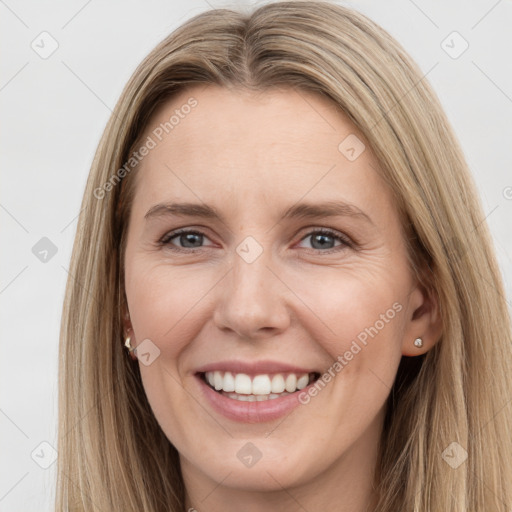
[224,391,292,401]
[214,371,223,391]
[297,374,309,390]
[234,373,252,395]
[271,374,285,393]
[204,371,314,396]
[285,374,297,393]
[223,372,235,392]
[252,375,272,395]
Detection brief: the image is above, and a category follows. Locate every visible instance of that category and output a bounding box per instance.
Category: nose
[212,247,291,340]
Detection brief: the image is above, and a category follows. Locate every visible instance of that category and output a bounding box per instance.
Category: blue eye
[297,229,352,251]
[158,228,352,253]
[159,230,214,250]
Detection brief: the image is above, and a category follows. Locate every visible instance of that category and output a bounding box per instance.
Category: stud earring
[124,336,137,360]
[413,337,423,348]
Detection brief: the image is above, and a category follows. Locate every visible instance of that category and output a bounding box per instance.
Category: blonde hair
[57,1,512,510]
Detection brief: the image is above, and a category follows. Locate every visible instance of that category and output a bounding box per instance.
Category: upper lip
[195,360,319,376]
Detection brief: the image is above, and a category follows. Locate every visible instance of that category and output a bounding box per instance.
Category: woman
[56,2,512,511]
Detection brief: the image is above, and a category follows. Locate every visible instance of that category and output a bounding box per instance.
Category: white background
[1,0,511,510]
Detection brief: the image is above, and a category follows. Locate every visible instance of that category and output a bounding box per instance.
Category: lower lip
[196,375,307,423]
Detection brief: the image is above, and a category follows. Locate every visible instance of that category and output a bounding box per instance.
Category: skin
[123,85,442,512]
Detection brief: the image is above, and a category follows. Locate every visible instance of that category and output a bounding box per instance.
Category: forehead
[131,85,393,223]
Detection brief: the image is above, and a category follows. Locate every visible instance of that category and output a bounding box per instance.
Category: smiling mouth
[200,371,321,401]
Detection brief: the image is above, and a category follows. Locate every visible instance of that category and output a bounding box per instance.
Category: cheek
[288,266,406,361]
[125,259,214,351]
[286,266,406,426]
[124,260,210,444]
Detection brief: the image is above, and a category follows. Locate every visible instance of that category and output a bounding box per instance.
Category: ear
[122,303,134,339]
[401,282,443,356]
[121,303,138,361]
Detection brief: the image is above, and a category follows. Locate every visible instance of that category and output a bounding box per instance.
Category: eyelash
[158,227,354,254]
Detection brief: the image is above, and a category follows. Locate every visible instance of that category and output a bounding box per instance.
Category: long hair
[57,2,512,510]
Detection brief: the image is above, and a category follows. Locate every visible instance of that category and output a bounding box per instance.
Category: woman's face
[124,85,435,499]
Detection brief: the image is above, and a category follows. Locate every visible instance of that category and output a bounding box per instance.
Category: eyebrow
[144,200,374,226]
